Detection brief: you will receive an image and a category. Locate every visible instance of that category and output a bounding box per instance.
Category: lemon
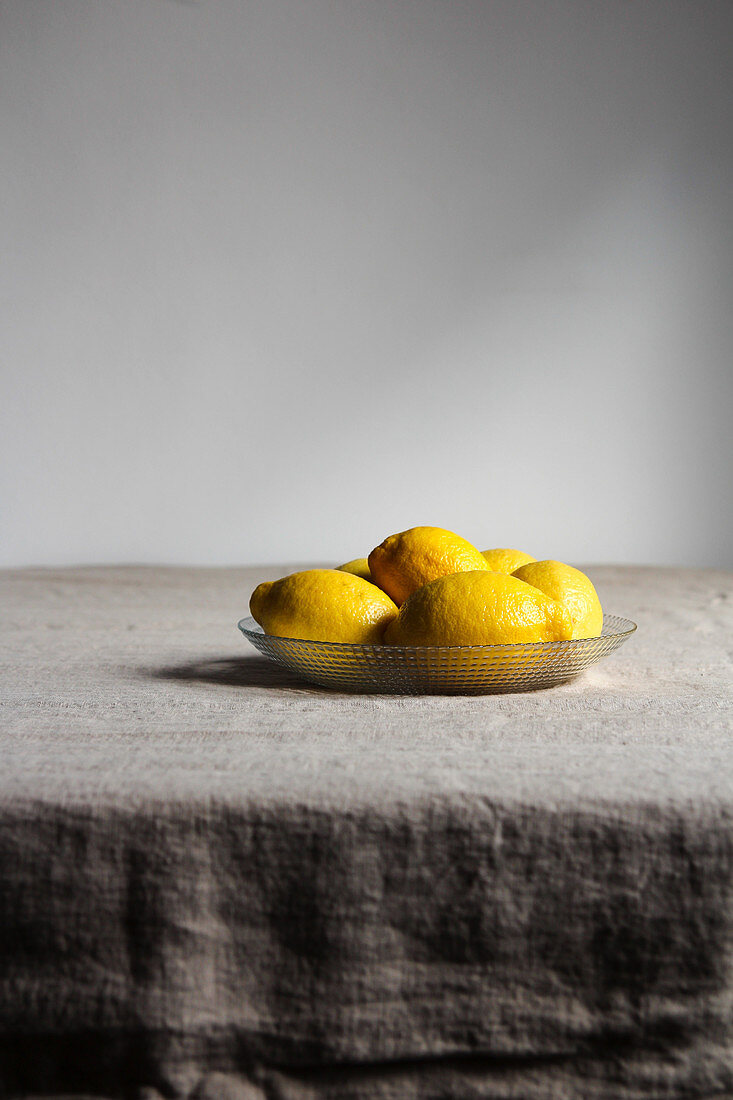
[250,569,398,644]
[336,557,372,582]
[511,560,603,639]
[384,570,574,646]
[481,548,536,574]
[368,526,488,605]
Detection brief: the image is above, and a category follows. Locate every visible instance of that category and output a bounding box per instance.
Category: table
[1,565,732,1100]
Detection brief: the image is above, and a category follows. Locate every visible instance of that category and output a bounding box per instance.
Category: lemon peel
[384,570,574,646]
[512,560,603,640]
[481,548,536,574]
[369,526,488,605]
[250,569,397,644]
[335,558,372,582]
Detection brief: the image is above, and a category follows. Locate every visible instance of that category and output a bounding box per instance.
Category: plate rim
[237,613,637,653]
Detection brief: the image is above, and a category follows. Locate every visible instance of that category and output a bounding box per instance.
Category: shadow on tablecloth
[149,656,316,692]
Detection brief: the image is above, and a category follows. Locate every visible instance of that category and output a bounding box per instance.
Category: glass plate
[237,614,637,695]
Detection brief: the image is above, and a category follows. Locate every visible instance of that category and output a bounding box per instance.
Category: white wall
[2,0,732,568]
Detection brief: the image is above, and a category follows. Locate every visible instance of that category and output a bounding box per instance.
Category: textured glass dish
[238,614,636,695]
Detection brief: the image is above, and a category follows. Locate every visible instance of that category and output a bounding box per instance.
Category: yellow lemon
[384,570,574,646]
[250,569,398,644]
[336,557,372,582]
[512,560,603,639]
[481,548,536,574]
[368,526,488,605]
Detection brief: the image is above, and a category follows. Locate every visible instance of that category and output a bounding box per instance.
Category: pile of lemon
[250,526,603,646]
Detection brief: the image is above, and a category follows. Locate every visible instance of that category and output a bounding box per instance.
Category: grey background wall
[2,0,732,569]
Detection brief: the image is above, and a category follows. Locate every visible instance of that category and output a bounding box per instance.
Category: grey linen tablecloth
[1,565,732,1100]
